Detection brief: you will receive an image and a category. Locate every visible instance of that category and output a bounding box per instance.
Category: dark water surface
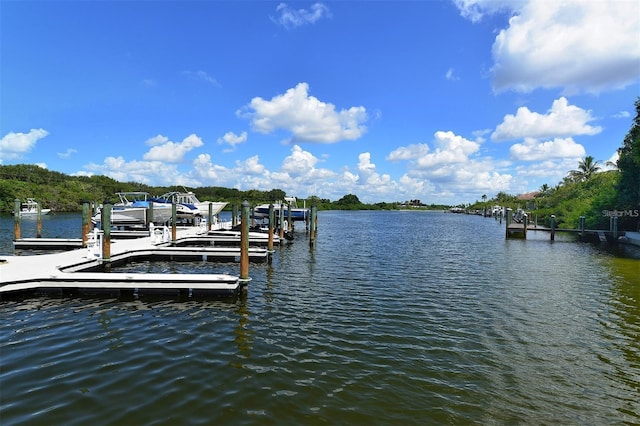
[1,211,638,424]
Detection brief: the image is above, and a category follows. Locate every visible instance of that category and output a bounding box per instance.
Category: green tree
[539,183,550,194]
[569,156,601,182]
[616,97,640,209]
[333,194,363,209]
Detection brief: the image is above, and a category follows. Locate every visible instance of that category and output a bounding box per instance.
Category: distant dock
[502,209,636,245]
[506,222,625,242]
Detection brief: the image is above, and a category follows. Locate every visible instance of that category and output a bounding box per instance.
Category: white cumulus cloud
[490,0,640,93]
[510,137,586,161]
[281,144,319,175]
[387,143,430,162]
[492,97,601,141]
[235,155,266,175]
[0,128,49,163]
[217,131,247,151]
[84,156,197,186]
[453,0,640,94]
[415,130,480,168]
[358,152,376,173]
[143,134,204,162]
[239,82,368,143]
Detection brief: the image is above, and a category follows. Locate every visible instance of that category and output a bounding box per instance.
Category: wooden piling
[36,203,42,238]
[579,216,585,239]
[240,200,250,281]
[232,204,238,228]
[148,201,154,225]
[268,204,274,252]
[550,215,556,241]
[612,216,618,239]
[313,206,317,231]
[279,203,285,239]
[102,203,112,262]
[13,199,21,240]
[171,201,177,242]
[309,205,317,246]
[82,202,90,248]
[505,208,512,239]
[523,213,528,239]
[208,202,213,231]
[287,203,292,232]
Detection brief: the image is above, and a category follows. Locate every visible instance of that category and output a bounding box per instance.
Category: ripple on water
[0,211,638,424]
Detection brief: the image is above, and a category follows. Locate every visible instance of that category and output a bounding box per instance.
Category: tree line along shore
[2,99,638,231]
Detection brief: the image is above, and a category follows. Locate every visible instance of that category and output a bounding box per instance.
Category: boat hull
[253,206,309,221]
[19,209,51,217]
[91,205,175,225]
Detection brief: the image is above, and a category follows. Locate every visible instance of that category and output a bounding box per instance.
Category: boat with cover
[91,192,177,226]
[253,197,309,222]
[16,198,51,217]
[154,188,227,218]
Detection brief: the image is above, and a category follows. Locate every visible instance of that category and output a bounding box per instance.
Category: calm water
[1,211,639,424]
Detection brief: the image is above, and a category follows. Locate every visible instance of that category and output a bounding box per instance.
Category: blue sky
[1,0,638,204]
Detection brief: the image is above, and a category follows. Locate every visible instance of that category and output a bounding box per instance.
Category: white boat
[92,192,175,225]
[253,196,309,222]
[155,188,227,217]
[16,198,51,217]
[491,205,503,217]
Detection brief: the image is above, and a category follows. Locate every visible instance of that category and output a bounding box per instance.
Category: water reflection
[604,257,640,420]
[1,212,639,424]
[233,293,252,368]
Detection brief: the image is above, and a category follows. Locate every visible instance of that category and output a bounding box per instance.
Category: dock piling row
[4,196,318,298]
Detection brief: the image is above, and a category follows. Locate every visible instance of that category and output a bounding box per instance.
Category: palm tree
[569,156,601,182]
[539,183,550,195]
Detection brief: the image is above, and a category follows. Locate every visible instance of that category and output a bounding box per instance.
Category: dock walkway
[507,222,628,243]
[1,226,270,298]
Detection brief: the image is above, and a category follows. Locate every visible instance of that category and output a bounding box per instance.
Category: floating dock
[1,225,270,298]
[13,238,84,250]
[13,230,279,251]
